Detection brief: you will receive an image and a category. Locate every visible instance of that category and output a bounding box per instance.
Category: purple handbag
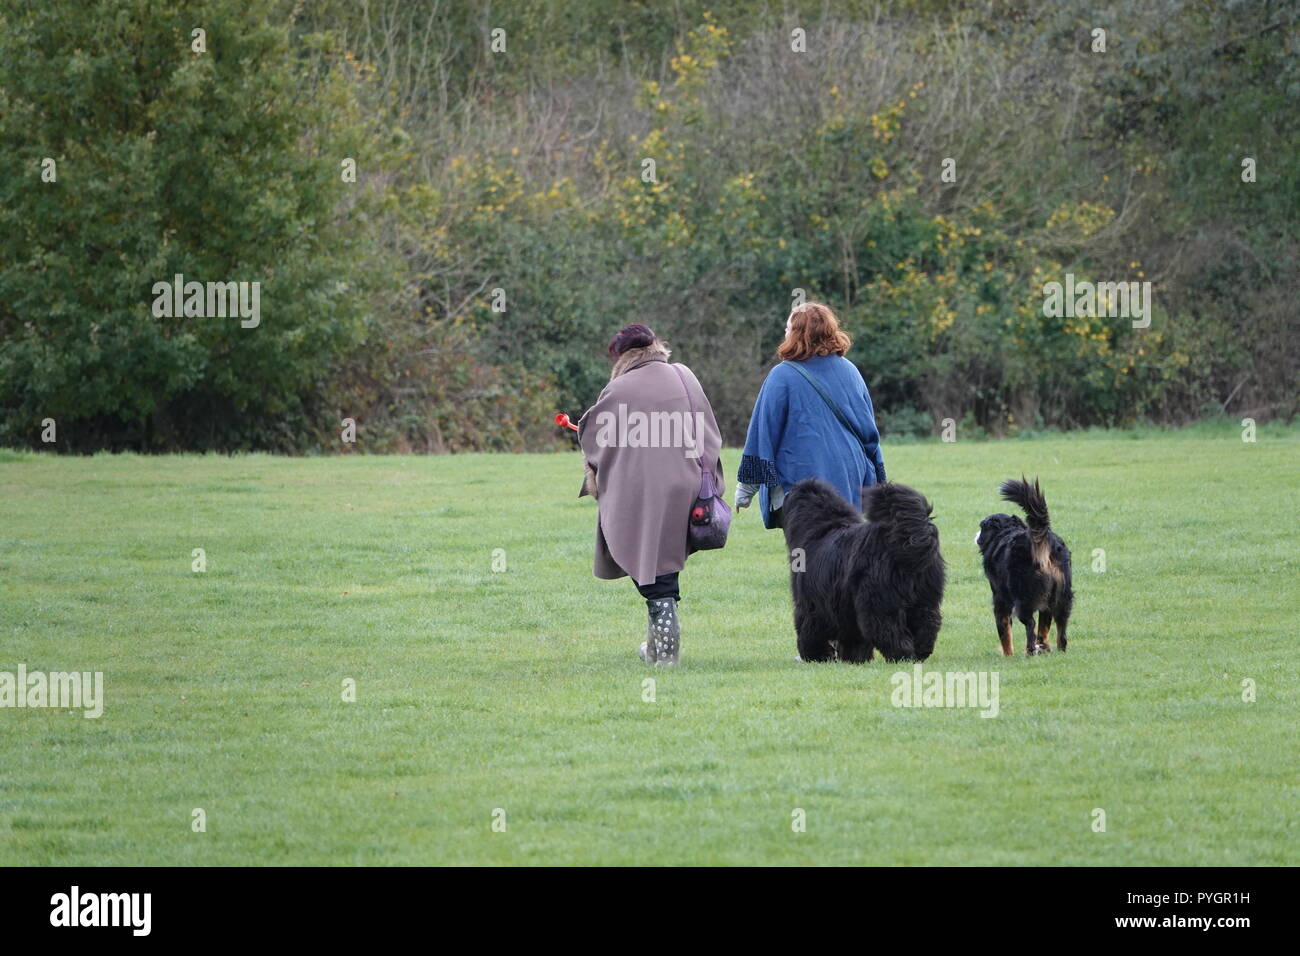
[672,365,730,551]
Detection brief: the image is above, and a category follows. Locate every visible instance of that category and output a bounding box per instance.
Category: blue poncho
[738,354,887,529]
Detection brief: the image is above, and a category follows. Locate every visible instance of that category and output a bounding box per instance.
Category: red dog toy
[555,412,579,432]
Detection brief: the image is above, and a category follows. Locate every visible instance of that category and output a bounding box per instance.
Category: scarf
[609,340,671,380]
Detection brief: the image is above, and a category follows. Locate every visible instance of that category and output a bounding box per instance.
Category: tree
[0,0,398,450]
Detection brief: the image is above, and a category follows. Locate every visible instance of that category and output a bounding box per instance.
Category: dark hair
[608,323,656,358]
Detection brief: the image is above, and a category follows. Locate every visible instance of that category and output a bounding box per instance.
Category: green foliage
[0,1,401,450]
[2,0,1294,451]
[399,1,1295,442]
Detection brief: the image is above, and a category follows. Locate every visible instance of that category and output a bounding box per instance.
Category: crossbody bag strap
[671,364,708,476]
[781,360,872,459]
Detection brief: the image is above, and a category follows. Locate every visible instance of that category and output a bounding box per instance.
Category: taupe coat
[578,343,724,585]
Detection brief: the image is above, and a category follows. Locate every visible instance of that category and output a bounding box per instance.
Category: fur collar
[609,340,671,380]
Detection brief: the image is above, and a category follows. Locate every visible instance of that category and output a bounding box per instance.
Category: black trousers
[635,572,680,602]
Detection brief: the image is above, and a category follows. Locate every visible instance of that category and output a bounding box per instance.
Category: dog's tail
[864,482,938,562]
[1000,476,1052,548]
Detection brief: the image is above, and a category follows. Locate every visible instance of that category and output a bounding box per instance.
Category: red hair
[777,303,851,361]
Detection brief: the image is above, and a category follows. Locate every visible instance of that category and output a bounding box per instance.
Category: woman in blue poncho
[734,302,887,527]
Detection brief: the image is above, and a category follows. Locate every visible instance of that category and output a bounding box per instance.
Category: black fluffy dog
[782,478,945,663]
[976,477,1074,656]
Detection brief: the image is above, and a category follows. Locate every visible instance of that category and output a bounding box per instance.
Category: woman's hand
[734,482,759,511]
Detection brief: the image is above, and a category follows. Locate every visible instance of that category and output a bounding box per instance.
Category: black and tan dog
[975,477,1073,656]
[783,478,945,663]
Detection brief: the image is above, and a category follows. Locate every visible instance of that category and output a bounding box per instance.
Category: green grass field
[1,424,1296,865]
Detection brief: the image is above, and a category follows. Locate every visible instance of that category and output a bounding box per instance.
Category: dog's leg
[1036,611,1053,652]
[907,605,942,661]
[795,612,835,663]
[850,592,911,663]
[1016,606,1039,656]
[1055,609,1069,653]
[828,633,870,662]
[865,614,915,663]
[837,637,872,664]
[994,607,1013,657]
[838,599,876,663]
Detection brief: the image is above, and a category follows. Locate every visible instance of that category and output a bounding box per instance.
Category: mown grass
[1,423,1296,865]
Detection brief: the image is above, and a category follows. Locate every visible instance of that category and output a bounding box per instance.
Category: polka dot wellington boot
[640,597,680,667]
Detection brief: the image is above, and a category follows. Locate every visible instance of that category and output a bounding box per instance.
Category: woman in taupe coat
[578,324,724,666]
